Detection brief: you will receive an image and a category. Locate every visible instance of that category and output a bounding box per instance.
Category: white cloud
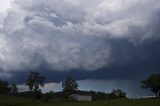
[85,0,160,40]
[18,83,61,93]
[0,0,12,13]
[50,13,59,18]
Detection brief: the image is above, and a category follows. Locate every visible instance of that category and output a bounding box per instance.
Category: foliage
[17,91,33,98]
[42,91,54,102]
[111,89,126,98]
[62,77,78,92]
[0,80,10,95]
[32,89,42,100]
[1,95,160,106]
[10,84,18,95]
[51,90,126,100]
[142,73,160,98]
[26,72,45,99]
[26,72,45,91]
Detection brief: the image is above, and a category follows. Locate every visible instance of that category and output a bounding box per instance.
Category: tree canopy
[26,72,45,91]
[142,73,160,98]
[111,89,126,98]
[62,77,78,92]
[0,80,10,94]
[10,84,18,95]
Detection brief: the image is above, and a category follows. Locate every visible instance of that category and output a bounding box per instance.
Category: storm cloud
[0,0,160,78]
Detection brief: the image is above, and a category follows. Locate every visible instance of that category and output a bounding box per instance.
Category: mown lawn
[0,95,160,106]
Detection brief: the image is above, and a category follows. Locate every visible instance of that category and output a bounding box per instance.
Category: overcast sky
[0,0,12,13]
[0,0,160,98]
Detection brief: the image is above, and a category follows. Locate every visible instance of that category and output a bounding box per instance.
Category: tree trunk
[155,92,158,98]
[158,92,160,98]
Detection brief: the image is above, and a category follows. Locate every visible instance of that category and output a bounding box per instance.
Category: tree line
[0,72,160,101]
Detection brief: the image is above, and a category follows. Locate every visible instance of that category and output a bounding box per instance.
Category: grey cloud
[0,0,160,77]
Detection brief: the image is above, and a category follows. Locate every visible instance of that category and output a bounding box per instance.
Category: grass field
[0,95,160,106]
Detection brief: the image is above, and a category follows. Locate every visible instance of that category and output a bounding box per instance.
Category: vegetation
[0,72,160,105]
[0,80,10,95]
[26,72,45,99]
[45,90,126,101]
[0,95,160,106]
[142,73,160,98]
[10,84,18,95]
[62,77,79,92]
[26,72,45,91]
[111,89,126,98]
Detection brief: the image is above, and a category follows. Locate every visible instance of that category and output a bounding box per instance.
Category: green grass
[0,95,160,106]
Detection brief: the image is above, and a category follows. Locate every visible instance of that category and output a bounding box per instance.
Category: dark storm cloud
[0,0,160,80]
[6,35,160,98]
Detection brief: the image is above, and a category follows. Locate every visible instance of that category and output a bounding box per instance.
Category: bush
[42,91,54,102]
[32,90,42,100]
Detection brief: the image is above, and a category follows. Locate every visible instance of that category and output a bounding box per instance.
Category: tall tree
[62,77,78,92]
[0,80,10,95]
[26,72,45,91]
[142,73,160,98]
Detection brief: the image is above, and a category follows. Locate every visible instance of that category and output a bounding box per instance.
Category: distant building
[69,94,92,101]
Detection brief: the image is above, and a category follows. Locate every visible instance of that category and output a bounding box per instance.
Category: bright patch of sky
[0,0,12,13]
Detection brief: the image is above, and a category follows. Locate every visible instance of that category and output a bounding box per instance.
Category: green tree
[33,89,42,99]
[62,77,78,92]
[43,91,54,102]
[142,73,160,98]
[111,89,126,98]
[10,84,18,95]
[0,80,10,95]
[26,72,45,91]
